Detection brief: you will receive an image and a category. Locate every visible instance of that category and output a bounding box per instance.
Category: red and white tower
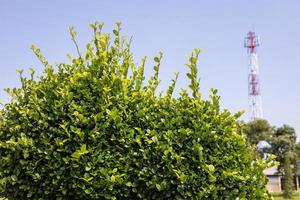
[244,31,263,120]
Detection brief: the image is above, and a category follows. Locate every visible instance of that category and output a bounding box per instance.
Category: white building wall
[266,176,281,193]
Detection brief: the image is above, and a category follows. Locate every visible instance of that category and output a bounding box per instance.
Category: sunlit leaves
[0,22,271,200]
[71,144,89,160]
[186,48,201,99]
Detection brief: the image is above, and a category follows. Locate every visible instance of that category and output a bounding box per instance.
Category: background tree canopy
[0,22,272,199]
[243,120,298,173]
[243,119,299,198]
[243,119,273,146]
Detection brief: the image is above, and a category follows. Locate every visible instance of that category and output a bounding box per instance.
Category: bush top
[0,22,272,200]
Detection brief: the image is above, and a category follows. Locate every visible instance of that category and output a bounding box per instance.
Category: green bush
[0,22,271,199]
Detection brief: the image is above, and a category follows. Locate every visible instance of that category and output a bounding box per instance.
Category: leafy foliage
[268,125,297,174]
[294,143,300,176]
[243,119,273,147]
[283,152,294,199]
[243,120,299,195]
[0,22,271,199]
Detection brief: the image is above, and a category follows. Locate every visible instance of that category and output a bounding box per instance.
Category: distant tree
[268,125,298,197]
[294,143,300,176]
[283,152,294,199]
[243,119,273,146]
[242,119,273,158]
[269,125,297,173]
[243,120,299,195]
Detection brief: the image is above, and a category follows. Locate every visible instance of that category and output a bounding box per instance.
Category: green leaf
[156,183,162,191]
[111,175,116,182]
[154,57,160,62]
[16,69,23,74]
[207,164,215,172]
[71,144,89,160]
[113,29,119,36]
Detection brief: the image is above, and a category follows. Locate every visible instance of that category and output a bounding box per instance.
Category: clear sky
[1,0,300,137]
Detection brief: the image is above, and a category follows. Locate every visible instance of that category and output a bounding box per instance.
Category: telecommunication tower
[244,31,263,120]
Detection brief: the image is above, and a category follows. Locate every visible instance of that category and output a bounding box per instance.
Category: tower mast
[244,31,263,120]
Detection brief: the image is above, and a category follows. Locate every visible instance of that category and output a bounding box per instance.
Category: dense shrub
[0,22,272,199]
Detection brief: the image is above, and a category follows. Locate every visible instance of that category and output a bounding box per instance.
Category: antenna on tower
[252,24,255,32]
[244,30,263,121]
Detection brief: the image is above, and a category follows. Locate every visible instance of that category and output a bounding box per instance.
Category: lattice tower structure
[244,31,263,120]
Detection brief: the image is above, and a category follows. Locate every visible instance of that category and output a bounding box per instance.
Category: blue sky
[1,0,300,136]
